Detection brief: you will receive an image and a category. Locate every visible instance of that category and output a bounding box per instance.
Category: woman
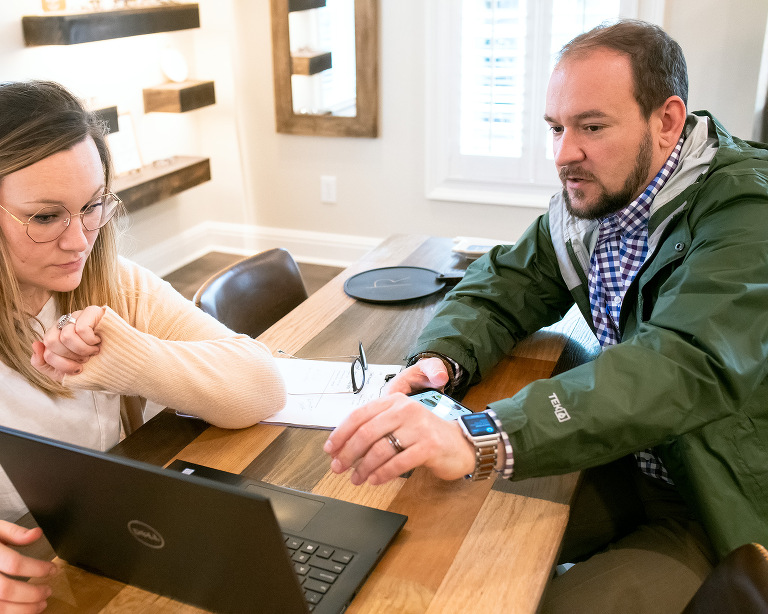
[0,80,286,611]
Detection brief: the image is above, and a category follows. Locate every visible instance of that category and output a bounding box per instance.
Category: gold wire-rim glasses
[0,191,122,243]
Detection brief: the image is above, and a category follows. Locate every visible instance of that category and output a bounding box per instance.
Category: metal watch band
[468,433,499,481]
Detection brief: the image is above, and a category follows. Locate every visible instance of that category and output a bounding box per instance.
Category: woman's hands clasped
[323,358,476,486]
[0,520,56,613]
[30,306,106,382]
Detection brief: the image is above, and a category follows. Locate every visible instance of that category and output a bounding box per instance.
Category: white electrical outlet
[321,175,337,203]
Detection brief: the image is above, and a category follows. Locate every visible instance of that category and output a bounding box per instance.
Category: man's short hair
[558,19,688,119]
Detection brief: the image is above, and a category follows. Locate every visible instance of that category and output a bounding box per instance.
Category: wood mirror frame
[270,0,379,137]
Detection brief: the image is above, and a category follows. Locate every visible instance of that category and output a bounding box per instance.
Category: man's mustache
[558,166,598,184]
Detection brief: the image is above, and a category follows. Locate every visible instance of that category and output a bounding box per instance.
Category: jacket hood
[698,110,768,173]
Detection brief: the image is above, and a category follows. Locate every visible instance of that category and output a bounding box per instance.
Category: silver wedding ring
[386,432,405,454]
[56,313,77,330]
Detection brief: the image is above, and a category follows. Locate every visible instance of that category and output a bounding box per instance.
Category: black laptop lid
[0,426,308,614]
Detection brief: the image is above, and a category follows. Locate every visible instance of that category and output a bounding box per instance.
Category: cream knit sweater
[0,257,286,520]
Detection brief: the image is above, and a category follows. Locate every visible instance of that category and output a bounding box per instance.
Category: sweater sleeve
[62,259,286,429]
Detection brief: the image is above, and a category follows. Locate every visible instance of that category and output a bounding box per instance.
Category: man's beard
[561,129,653,220]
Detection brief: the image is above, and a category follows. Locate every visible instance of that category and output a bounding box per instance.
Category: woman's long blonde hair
[0,81,123,397]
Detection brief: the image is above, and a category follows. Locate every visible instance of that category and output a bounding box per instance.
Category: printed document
[261,359,403,429]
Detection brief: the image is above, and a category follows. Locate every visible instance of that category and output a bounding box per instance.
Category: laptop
[0,426,406,614]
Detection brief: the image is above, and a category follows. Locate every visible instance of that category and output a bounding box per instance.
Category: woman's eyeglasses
[278,341,368,394]
[0,192,121,243]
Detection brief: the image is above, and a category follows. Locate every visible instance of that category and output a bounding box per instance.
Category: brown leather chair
[193,248,308,338]
[682,542,768,614]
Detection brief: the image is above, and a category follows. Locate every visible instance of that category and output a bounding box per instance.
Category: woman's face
[0,137,104,313]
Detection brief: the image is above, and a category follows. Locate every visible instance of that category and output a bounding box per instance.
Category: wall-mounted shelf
[22,3,200,46]
[289,0,326,12]
[291,51,332,75]
[113,156,210,212]
[143,80,216,113]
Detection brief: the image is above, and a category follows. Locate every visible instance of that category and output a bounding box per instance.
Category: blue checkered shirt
[587,137,684,483]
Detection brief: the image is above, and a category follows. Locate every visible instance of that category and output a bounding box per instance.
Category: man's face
[545,48,662,220]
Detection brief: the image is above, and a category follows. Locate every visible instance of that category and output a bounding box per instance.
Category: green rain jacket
[410,113,768,559]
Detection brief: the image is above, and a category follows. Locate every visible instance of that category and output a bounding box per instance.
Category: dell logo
[127,520,165,549]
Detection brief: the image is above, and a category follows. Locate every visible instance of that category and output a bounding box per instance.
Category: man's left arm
[411,213,577,392]
[492,186,768,480]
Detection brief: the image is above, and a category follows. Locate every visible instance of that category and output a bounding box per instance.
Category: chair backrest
[193,248,309,338]
[682,542,768,614]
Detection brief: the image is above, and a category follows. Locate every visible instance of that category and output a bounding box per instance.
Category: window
[426,0,665,208]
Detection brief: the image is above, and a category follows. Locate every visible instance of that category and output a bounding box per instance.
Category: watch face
[460,412,498,436]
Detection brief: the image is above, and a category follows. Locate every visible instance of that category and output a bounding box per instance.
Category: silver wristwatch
[458,412,501,481]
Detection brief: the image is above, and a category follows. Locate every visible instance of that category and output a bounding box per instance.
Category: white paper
[262,359,403,429]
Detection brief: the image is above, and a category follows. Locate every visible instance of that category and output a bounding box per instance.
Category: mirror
[270,0,379,137]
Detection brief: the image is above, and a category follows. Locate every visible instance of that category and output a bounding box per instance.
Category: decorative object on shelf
[107,112,143,176]
[92,106,120,134]
[142,80,215,113]
[159,47,189,83]
[42,0,66,11]
[22,3,200,46]
[271,0,379,137]
[112,156,211,212]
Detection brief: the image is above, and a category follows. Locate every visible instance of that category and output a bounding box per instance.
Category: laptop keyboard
[283,533,355,611]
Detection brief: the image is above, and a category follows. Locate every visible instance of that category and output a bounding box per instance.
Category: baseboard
[122,222,383,277]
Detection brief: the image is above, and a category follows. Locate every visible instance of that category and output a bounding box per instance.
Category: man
[323,19,768,613]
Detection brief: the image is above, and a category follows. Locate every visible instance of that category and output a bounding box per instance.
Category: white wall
[2,0,768,275]
[665,0,768,138]
[125,0,251,257]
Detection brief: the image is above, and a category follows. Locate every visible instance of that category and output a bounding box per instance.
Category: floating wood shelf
[143,80,215,113]
[92,106,119,133]
[291,51,332,75]
[22,3,200,46]
[289,0,326,12]
[113,156,210,212]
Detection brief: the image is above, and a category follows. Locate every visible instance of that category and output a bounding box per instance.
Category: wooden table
[31,234,600,613]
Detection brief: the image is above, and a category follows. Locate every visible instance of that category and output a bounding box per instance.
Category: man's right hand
[382,357,450,396]
[0,520,56,612]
